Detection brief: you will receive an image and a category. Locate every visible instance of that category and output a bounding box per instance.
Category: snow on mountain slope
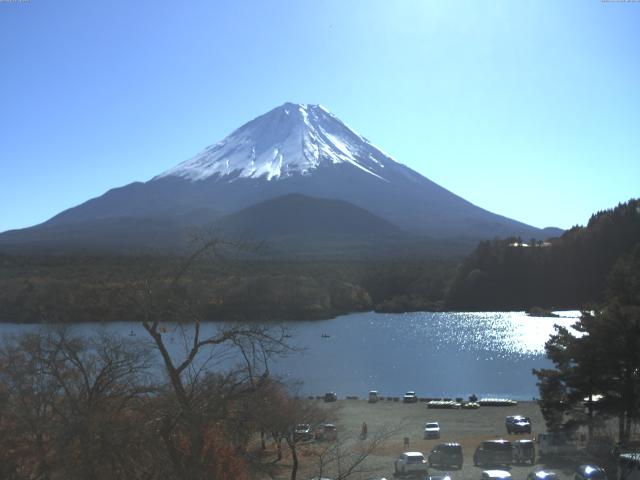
[155,103,394,182]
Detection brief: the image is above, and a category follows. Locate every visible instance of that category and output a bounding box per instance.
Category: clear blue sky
[1,0,638,233]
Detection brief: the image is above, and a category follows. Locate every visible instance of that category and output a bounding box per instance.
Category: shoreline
[0,308,583,325]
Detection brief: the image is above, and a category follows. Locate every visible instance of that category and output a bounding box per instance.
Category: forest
[446,199,640,311]
[0,198,638,323]
[0,252,455,324]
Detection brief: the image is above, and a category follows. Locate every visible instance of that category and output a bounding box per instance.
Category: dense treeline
[446,199,640,310]
[0,253,457,323]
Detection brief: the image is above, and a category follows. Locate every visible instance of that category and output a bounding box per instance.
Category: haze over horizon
[1,0,639,233]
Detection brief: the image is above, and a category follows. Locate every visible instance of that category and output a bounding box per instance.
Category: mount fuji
[0,103,561,254]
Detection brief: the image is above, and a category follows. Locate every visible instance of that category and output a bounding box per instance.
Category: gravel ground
[285,399,589,480]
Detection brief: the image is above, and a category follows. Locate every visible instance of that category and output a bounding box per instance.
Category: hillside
[446,198,640,310]
[216,193,402,238]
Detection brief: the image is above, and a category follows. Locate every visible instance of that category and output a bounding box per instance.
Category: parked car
[394,451,428,476]
[368,390,379,403]
[324,392,337,402]
[536,432,578,459]
[403,391,418,403]
[293,424,313,442]
[424,422,441,439]
[428,442,463,468]
[527,470,559,480]
[575,465,608,480]
[473,440,513,466]
[586,437,615,458]
[482,470,512,480]
[315,423,337,441]
[514,439,536,464]
[618,453,640,480]
[428,475,452,480]
[506,415,532,434]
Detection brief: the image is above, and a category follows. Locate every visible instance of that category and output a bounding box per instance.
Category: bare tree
[308,425,401,480]
[0,329,156,480]
[130,237,294,479]
[0,235,301,479]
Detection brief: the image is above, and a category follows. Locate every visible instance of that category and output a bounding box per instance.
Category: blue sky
[1,0,638,233]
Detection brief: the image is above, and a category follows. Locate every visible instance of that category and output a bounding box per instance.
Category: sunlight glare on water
[394,311,580,357]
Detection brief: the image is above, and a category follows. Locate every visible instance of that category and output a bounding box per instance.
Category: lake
[0,310,579,400]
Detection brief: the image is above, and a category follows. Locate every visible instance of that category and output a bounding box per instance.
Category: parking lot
[289,399,605,480]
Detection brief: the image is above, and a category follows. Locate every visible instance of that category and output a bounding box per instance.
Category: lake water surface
[0,311,579,400]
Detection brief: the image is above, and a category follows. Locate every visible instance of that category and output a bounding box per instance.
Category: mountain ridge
[0,102,563,254]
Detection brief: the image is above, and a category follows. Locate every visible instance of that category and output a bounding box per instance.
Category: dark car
[575,465,607,480]
[429,443,463,469]
[315,423,337,441]
[324,392,337,402]
[474,440,513,466]
[585,437,615,458]
[514,439,536,464]
[506,415,532,434]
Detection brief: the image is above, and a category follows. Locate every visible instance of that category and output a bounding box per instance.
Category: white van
[368,390,379,403]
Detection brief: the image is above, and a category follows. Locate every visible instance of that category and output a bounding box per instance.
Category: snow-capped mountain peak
[155,103,397,182]
[2,102,555,251]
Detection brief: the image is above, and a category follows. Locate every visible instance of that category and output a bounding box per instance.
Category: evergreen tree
[534,245,640,441]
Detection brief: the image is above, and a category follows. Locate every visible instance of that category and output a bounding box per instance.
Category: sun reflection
[415,310,581,356]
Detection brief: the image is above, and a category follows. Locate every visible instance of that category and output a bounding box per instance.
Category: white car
[528,471,559,480]
[394,451,428,476]
[482,470,512,480]
[403,391,418,403]
[424,422,441,439]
